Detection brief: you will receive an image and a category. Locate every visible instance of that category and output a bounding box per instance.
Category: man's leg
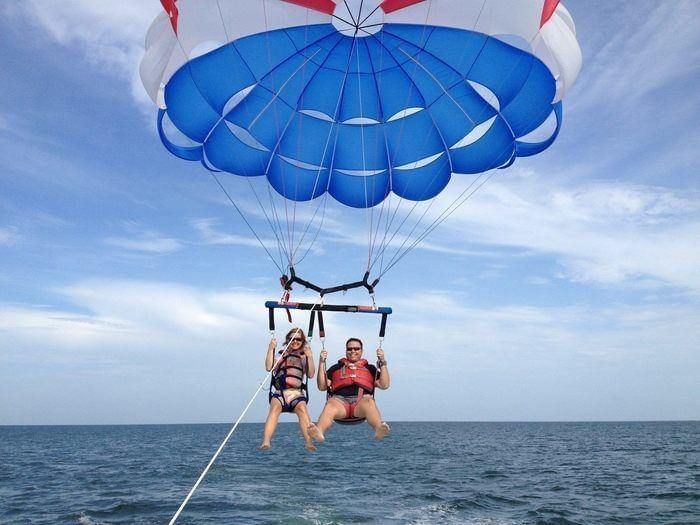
[355,397,390,440]
[308,398,346,443]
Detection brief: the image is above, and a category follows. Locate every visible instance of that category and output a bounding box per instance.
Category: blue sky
[1,1,698,425]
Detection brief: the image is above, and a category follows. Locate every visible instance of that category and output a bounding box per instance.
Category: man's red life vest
[329,358,375,393]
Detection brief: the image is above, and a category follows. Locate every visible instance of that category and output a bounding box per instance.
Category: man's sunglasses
[346,346,362,351]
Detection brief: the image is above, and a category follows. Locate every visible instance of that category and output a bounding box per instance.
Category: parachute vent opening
[386,107,424,122]
[332,0,385,37]
[394,152,443,171]
[224,122,269,151]
[450,116,497,150]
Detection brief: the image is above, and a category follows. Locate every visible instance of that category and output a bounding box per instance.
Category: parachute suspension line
[289,29,361,263]
[289,32,366,267]
[209,171,285,275]
[292,191,330,265]
[359,2,436,271]
[363,29,394,274]
[365,40,491,271]
[262,0,296,268]
[290,32,364,266]
[289,18,317,267]
[352,33,375,270]
[165,16,292,276]
[368,0,514,274]
[167,322,313,525]
[244,177,290,268]
[204,0,291,268]
[379,168,498,278]
[377,8,561,278]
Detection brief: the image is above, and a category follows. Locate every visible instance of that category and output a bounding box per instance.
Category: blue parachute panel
[392,154,451,201]
[277,113,337,167]
[335,124,387,172]
[164,66,221,143]
[385,111,444,168]
[329,169,390,208]
[268,156,329,201]
[160,23,560,208]
[204,122,269,176]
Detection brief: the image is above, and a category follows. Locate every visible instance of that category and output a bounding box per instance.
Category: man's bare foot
[307,423,325,443]
[259,443,271,450]
[305,441,317,452]
[374,422,390,440]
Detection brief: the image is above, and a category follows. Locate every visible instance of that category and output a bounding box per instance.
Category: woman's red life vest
[273,351,305,389]
[329,358,375,393]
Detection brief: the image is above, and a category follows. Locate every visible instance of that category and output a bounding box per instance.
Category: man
[308,337,390,443]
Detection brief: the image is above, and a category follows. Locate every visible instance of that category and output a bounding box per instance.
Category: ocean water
[0,422,698,524]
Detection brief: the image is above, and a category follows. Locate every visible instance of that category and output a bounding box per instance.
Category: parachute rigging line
[209,171,285,275]
[164,18,291,274]
[146,0,581,294]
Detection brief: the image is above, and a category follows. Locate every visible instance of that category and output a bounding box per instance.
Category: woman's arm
[265,337,276,371]
[304,343,315,379]
[316,350,329,391]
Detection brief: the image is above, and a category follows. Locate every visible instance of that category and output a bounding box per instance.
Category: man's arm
[375,348,390,389]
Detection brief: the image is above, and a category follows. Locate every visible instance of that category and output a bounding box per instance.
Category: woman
[260,327,316,451]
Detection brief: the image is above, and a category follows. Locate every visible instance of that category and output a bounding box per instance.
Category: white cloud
[0,280,265,362]
[102,221,185,254]
[17,0,161,111]
[570,1,700,114]
[2,281,698,423]
[0,227,19,246]
[104,234,183,254]
[432,176,700,291]
[192,217,278,250]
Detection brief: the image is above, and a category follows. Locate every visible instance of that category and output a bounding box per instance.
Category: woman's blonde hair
[284,327,306,345]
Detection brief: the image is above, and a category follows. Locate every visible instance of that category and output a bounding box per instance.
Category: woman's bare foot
[305,441,317,452]
[259,442,271,450]
[307,423,325,443]
[374,422,390,440]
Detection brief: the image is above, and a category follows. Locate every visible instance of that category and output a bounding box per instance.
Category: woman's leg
[293,402,315,451]
[260,400,283,449]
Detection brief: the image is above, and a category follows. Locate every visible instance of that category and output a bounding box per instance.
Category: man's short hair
[345,337,363,349]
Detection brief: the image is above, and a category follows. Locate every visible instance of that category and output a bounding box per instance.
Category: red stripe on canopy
[380,0,426,14]
[160,0,179,34]
[540,0,560,27]
[282,0,336,15]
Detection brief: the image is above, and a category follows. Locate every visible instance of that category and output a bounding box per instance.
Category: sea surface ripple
[1,422,698,524]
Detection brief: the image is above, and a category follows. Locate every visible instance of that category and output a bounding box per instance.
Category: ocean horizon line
[2,419,698,427]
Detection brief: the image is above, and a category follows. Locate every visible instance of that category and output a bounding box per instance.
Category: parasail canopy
[140,0,581,287]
